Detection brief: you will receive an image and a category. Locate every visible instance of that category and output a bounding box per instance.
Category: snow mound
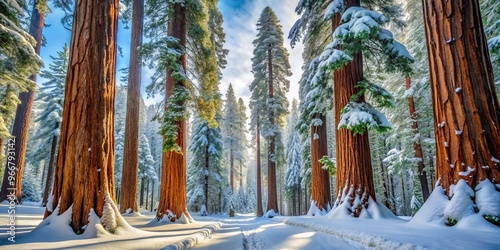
[327,196,397,220]
[307,200,330,216]
[264,209,280,218]
[411,180,500,232]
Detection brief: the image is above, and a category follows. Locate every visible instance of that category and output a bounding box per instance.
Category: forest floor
[0,202,499,249]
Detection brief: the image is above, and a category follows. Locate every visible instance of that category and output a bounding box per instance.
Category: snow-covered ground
[1,202,499,249]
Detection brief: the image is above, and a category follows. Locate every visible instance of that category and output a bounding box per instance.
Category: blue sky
[39,0,304,107]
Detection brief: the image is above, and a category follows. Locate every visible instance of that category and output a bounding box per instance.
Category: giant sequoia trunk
[156,4,191,222]
[256,123,263,216]
[333,0,376,217]
[266,45,279,214]
[422,0,500,192]
[406,77,430,201]
[0,1,44,203]
[119,0,144,214]
[310,115,331,213]
[43,0,119,234]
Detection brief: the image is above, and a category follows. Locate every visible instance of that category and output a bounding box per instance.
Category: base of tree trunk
[151,210,193,225]
[411,180,500,229]
[35,193,139,238]
[329,185,397,219]
[307,200,331,216]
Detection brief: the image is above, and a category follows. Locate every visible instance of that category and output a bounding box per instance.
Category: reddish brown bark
[266,45,279,214]
[156,3,191,222]
[333,0,376,217]
[405,77,430,201]
[423,0,500,192]
[256,123,263,216]
[44,0,119,234]
[119,0,144,214]
[310,115,331,212]
[0,1,44,203]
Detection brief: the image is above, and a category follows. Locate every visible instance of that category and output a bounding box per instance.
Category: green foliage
[160,85,190,153]
[338,101,391,135]
[0,0,42,138]
[319,155,336,176]
[484,215,500,227]
[353,80,394,108]
[445,217,457,226]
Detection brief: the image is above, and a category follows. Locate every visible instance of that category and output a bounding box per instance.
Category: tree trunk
[119,0,144,214]
[297,186,301,215]
[140,177,145,207]
[0,1,45,203]
[42,127,58,207]
[230,148,234,192]
[256,124,263,216]
[333,0,376,217]
[156,3,191,222]
[145,178,150,210]
[43,0,119,235]
[150,180,155,212]
[423,0,500,193]
[310,115,331,212]
[205,132,209,214]
[266,45,279,214]
[405,77,430,201]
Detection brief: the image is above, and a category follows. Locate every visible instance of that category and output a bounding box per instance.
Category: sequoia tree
[154,2,191,222]
[43,0,121,234]
[251,6,291,216]
[119,0,144,214]
[292,0,333,214]
[416,0,500,225]
[314,0,412,217]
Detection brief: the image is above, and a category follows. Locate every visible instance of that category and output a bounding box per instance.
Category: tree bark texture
[44,0,119,234]
[423,0,500,192]
[119,0,144,214]
[0,1,44,203]
[266,45,279,214]
[156,3,191,222]
[256,124,263,216]
[333,0,376,217]
[310,115,332,212]
[405,77,430,201]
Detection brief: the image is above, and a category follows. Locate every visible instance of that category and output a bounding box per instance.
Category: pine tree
[284,100,302,216]
[27,44,69,207]
[237,98,249,187]
[42,0,122,235]
[187,116,224,215]
[0,0,42,202]
[250,6,291,216]
[114,86,127,200]
[138,134,157,185]
[222,84,241,192]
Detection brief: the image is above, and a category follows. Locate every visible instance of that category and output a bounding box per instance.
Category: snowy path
[191,214,359,250]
